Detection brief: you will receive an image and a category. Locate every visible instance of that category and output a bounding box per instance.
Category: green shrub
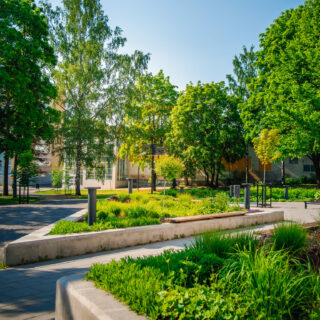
[272,223,307,254]
[192,231,258,258]
[117,193,131,202]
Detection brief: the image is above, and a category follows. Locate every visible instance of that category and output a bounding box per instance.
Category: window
[106,161,112,180]
[289,158,299,164]
[303,164,315,172]
[117,159,127,181]
[86,160,113,180]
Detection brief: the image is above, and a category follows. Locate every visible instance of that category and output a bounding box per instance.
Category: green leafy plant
[192,231,258,259]
[272,223,307,254]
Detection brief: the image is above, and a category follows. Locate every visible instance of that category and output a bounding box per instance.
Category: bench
[304,201,320,209]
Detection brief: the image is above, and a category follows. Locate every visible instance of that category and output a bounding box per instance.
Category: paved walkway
[0,196,87,249]
[0,202,319,319]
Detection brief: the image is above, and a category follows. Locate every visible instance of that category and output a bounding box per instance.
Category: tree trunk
[3,152,9,196]
[245,147,249,184]
[215,171,219,189]
[184,177,189,186]
[12,154,18,198]
[281,161,285,185]
[151,152,155,194]
[75,143,82,196]
[310,154,320,189]
[263,164,266,184]
[171,178,177,189]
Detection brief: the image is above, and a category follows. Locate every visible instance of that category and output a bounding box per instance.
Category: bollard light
[242,183,251,210]
[86,187,101,226]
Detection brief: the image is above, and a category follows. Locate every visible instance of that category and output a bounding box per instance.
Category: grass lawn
[87,224,320,319]
[0,195,40,205]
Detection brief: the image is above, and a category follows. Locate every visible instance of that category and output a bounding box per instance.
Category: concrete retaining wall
[55,273,145,320]
[3,209,284,266]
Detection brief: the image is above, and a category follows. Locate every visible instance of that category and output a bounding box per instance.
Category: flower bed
[86,224,320,319]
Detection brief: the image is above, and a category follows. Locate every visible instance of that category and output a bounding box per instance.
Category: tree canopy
[244,0,320,186]
[167,82,245,188]
[48,0,149,195]
[0,0,60,195]
[119,70,178,192]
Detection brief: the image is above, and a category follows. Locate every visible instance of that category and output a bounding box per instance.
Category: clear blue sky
[48,0,305,89]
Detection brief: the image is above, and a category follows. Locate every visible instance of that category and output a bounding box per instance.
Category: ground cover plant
[86,226,320,319]
[50,191,241,234]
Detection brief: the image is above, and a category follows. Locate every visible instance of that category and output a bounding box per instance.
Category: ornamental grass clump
[272,222,307,255]
[192,231,258,258]
[221,247,320,319]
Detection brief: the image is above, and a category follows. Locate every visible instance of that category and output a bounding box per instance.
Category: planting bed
[49,192,242,235]
[57,224,320,320]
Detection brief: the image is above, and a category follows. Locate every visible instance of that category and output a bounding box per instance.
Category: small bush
[272,223,307,254]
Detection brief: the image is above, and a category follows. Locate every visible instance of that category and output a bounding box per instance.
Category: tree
[167,82,245,188]
[155,155,183,207]
[48,0,149,195]
[155,156,184,185]
[51,167,63,189]
[119,70,178,193]
[0,0,59,195]
[227,45,257,183]
[253,129,280,183]
[16,152,40,188]
[244,0,320,187]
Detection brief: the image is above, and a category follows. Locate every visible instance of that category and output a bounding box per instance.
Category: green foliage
[51,168,63,189]
[166,81,245,187]
[119,71,178,169]
[253,129,281,183]
[155,156,184,183]
[244,0,320,186]
[0,261,8,269]
[0,0,60,194]
[50,191,240,234]
[222,247,320,319]
[87,234,320,319]
[47,0,149,195]
[16,152,40,187]
[50,216,160,234]
[192,231,258,258]
[156,283,251,320]
[272,223,307,254]
[116,193,131,203]
[86,260,165,318]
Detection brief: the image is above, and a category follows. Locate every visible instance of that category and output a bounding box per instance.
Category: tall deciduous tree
[167,82,245,188]
[244,0,320,187]
[227,46,257,183]
[48,0,149,195]
[0,0,59,195]
[119,70,178,193]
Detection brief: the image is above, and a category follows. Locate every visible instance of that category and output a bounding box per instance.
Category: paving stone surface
[0,196,87,248]
[0,201,318,319]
